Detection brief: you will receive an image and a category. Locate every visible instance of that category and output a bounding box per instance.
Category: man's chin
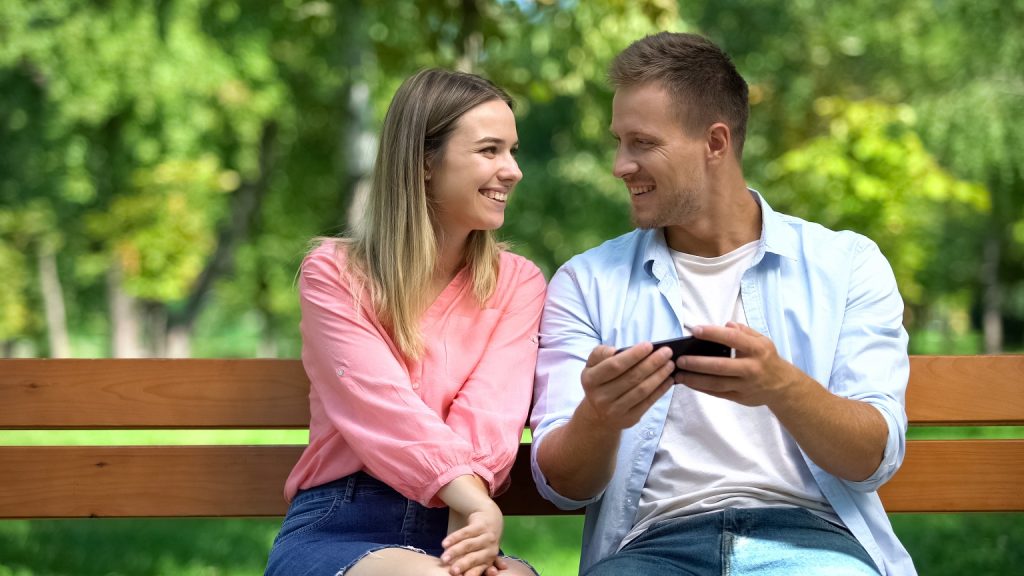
[630,213,660,230]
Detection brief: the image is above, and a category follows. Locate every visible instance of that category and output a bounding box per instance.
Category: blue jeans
[264,471,536,575]
[585,507,880,576]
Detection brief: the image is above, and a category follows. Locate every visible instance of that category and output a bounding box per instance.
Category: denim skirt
[264,471,534,575]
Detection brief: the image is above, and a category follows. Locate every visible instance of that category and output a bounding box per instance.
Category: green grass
[0,516,584,576]
[1,513,1021,575]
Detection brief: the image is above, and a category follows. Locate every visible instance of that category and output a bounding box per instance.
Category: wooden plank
[0,359,310,428]
[878,439,1024,512]
[2,440,1022,518]
[905,355,1024,425]
[2,356,1022,429]
[0,445,300,518]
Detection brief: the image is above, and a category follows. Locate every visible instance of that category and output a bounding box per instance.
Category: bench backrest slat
[2,356,1022,428]
[906,355,1024,425]
[0,359,310,428]
[2,441,1022,517]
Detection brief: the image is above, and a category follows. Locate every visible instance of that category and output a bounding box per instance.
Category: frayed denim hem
[335,546,540,575]
[336,545,428,575]
[501,553,541,575]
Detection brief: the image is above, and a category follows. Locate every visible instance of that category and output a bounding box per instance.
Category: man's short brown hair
[609,32,749,157]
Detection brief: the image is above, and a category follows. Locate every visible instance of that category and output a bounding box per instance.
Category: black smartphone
[616,335,732,361]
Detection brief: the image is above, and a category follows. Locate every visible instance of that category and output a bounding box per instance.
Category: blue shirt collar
[640,188,801,279]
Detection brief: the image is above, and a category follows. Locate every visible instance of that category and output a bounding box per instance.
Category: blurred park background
[0,0,1021,574]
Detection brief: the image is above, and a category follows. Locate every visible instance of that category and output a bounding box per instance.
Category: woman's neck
[435,230,469,281]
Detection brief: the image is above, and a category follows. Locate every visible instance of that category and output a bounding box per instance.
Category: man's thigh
[584,508,879,576]
[727,508,879,576]
[583,513,723,576]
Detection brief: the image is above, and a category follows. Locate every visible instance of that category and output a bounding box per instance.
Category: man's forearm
[771,374,889,482]
[536,404,622,500]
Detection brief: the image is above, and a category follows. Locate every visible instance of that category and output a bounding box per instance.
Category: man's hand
[536,343,675,500]
[673,322,799,408]
[577,343,676,430]
[676,322,888,481]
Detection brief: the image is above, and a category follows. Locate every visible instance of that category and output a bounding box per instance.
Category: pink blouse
[284,243,546,507]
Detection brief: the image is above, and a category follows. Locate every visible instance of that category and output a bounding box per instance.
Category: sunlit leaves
[766,98,988,302]
[85,157,231,301]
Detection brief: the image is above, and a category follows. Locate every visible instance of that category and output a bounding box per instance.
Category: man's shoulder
[772,210,878,257]
[557,229,646,278]
[568,229,645,265]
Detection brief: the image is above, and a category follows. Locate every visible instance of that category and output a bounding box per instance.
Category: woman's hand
[437,475,504,576]
[442,503,504,575]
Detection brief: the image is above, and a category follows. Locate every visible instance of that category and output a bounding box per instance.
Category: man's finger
[585,344,617,367]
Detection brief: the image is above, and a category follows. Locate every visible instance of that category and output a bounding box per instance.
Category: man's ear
[706,122,731,161]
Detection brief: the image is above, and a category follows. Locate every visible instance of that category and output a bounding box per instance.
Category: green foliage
[765,97,988,303]
[2,0,1013,353]
[84,157,231,301]
[0,238,31,340]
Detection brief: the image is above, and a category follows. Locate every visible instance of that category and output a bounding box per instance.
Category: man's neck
[664,184,761,257]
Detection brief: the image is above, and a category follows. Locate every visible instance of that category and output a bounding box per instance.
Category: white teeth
[483,190,508,202]
[629,185,655,195]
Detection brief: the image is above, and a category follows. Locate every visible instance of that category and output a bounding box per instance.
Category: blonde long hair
[330,69,514,359]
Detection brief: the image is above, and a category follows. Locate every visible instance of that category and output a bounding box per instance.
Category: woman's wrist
[438,474,496,515]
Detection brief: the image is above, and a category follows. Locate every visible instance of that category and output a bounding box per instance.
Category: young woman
[264,69,545,576]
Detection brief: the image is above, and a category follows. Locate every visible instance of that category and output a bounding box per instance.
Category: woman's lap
[264,472,537,576]
[264,472,448,575]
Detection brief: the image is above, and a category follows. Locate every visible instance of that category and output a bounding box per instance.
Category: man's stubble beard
[630,188,701,230]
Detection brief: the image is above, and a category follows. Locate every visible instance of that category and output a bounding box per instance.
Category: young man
[530,32,916,575]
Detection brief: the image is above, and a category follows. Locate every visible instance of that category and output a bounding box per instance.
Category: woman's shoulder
[497,249,545,286]
[301,239,355,282]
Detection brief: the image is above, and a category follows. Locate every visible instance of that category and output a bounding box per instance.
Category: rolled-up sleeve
[530,264,606,509]
[829,239,910,492]
[444,257,547,497]
[299,249,476,506]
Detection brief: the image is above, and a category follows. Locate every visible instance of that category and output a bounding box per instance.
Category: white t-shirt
[623,239,838,547]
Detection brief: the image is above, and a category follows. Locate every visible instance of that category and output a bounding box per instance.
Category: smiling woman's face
[427,99,522,241]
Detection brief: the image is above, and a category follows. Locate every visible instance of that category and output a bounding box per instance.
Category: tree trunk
[107,262,144,358]
[336,2,375,229]
[455,0,482,73]
[145,302,169,357]
[258,312,279,358]
[166,324,192,358]
[165,122,278,347]
[37,247,70,358]
[981,233,1003,353]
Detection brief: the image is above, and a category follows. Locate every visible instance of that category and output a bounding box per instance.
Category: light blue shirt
[530,191,916,575]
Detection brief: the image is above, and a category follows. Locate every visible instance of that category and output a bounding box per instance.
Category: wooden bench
[1,356,1022,519]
